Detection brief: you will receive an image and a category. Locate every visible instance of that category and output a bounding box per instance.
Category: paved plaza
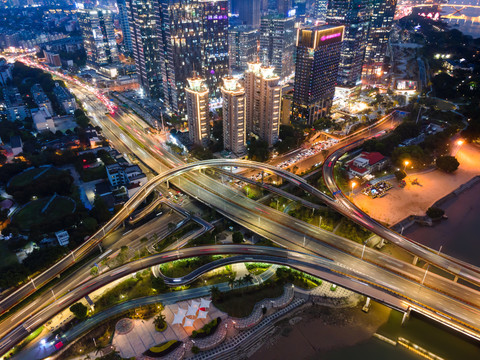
[353,144,480,225]
[112,300,227,358]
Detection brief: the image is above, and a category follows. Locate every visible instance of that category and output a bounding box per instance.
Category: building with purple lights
[292,25,344,124]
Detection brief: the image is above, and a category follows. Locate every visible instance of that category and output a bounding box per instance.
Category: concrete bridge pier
[401,307,411,326]
[412,256,419,266]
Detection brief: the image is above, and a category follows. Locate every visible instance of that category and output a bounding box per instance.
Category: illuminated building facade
[228,25,259,74]
[363,0,397,81]
[245,62,281,147]
[77,9,118,67]
[186,77,210,147]
[158,0,229,115]
[259,13,296,81]
[125,0,163,99]
[326,0,370,88]
[292,26,344,124]
[221,76,246,155]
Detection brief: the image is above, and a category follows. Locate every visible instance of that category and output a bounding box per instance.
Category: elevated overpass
[3,245,480,356]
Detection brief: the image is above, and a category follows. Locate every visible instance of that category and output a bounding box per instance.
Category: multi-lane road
[2,57,480,354]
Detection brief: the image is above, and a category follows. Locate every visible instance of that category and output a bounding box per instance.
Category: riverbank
[405,180,480,267]
[250,302,391,360]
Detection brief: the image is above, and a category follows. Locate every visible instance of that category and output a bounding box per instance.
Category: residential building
[2,87,28,121]
[31,83,54,115]
[106,163,147,197]
[0,60,12,86]
[259,13,296,81]
[10,135,23,156]
[43,50,62,67]
[185,77,210,147]
[245,63,281,147]
[221,76,246,155]
[53,83,77,114]
[229,26,259,74]
[77,8,118,67]
[292,26,344,124]
[32,107,56,133]
[326,0,370,88]
[363,0,397,81]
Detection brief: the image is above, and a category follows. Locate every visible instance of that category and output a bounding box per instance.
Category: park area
[12,195,75,229]
[8,166,61,188]
[352,143,480,225]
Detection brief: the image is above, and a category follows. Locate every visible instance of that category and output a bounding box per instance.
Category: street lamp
[350,181,357,197]
[403,160,410,173]
[457,139,464,146]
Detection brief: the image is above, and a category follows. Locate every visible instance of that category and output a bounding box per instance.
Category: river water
[442,0,480,38]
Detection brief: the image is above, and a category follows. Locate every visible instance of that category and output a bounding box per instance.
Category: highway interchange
[1,57,480,355]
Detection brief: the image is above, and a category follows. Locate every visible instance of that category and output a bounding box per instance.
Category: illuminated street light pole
[350,181,356,197]
[404,160,410,173]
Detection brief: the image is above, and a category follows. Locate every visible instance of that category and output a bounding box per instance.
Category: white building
[106,163,147,198]
[32,107,56,133]
[186,77,210,147]
[221,76,246,156]
[245,62,281,147]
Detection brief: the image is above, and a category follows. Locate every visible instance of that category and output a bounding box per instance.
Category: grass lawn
[13,196,75,229]
[81,165,106,182]
[434,98,456,111]
[214,282,284,317]
[0,241,19,269]
[9,167,60,188]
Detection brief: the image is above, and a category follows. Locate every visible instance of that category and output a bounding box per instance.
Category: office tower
[117,0,133,54]
[277,0,293,16]
[326,0,370,88]
[157,0,229,115]
[245,62,281,147]
[363,0,397,80]
[221,77,246,155]
[314,0,328,22]
[292,26,344,124]
[77,8,118,67]
[125,0,163,99]
[228,26,259,74]
[259,14,296,81]
[186,77,210,147]
[232,0,261,28]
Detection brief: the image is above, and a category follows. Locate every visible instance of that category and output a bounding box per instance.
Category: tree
[436,155,459,173]
[227,277,235,289]
[0,153,6,165]
[154,313,167,331]
[91,195,111,223]
[209,286,223,302]
[70,302,88,320]
[394,170,407,181]
[243,273,254,285]
[90,266,99,277]
[232,231,243,244]
[152,276,167,292]
[426,207,445,219]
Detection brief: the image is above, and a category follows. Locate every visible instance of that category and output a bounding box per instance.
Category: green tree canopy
[436,155,459,173]
[70,302,88,319]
